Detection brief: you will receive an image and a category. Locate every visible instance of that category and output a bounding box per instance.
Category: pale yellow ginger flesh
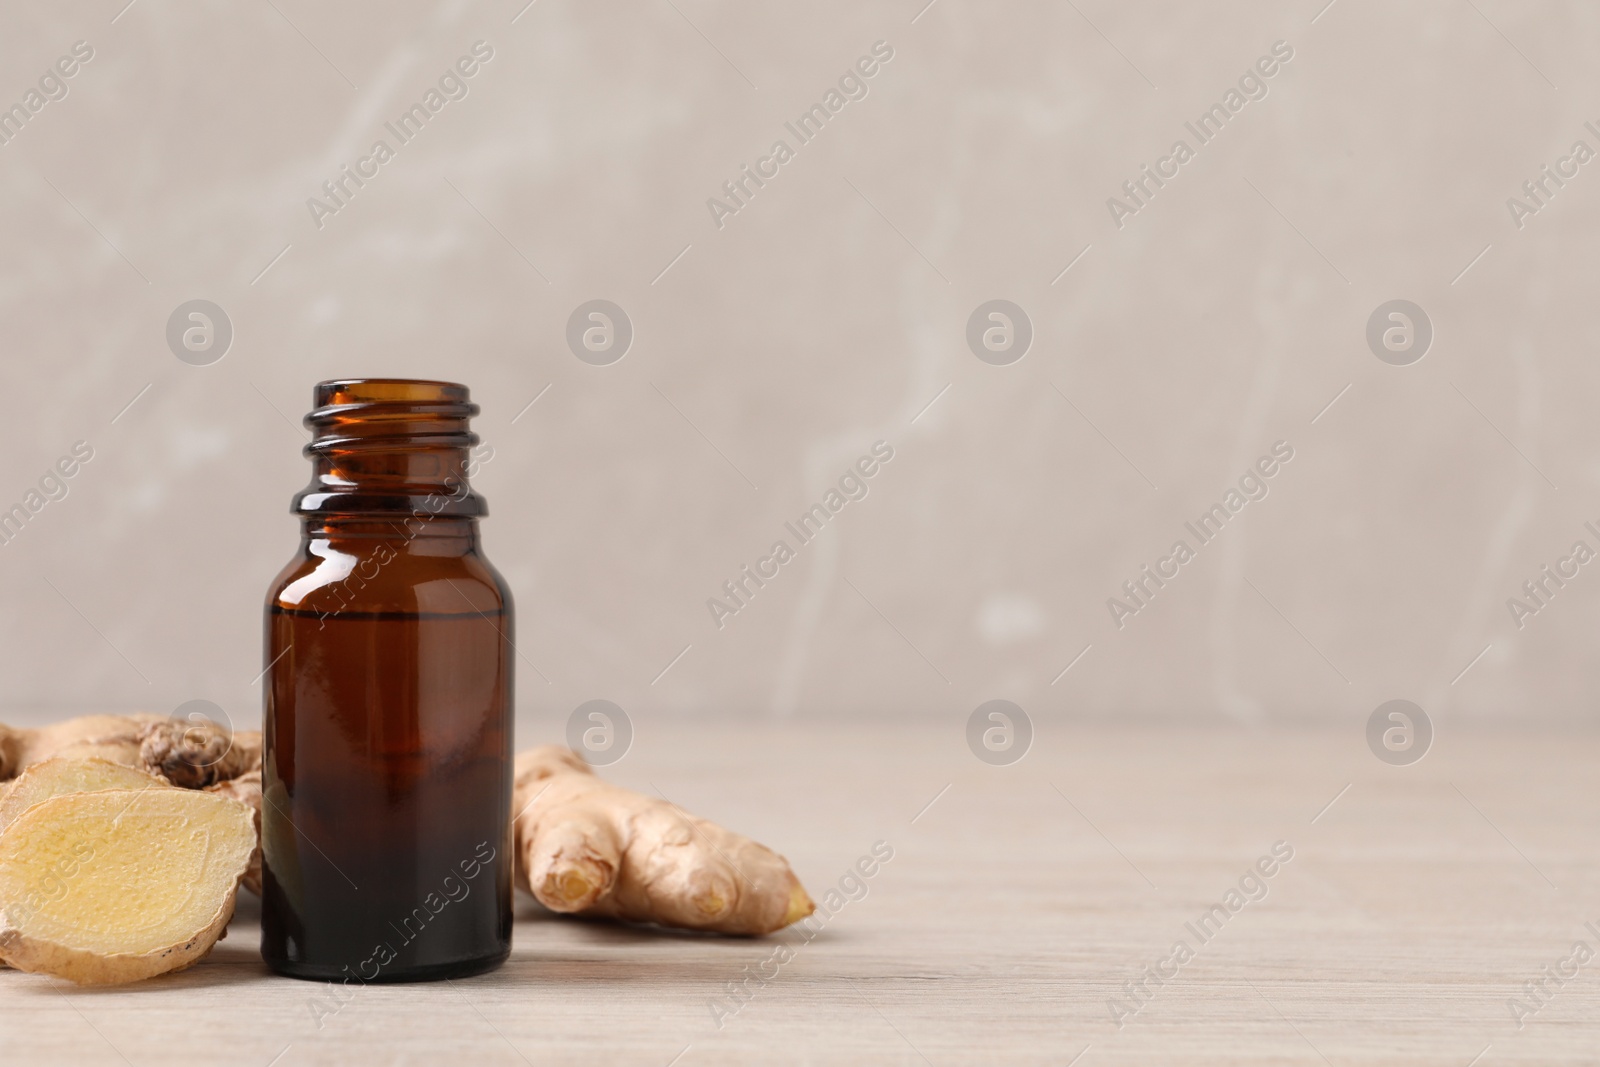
[204,769,262,897]
[513,746,814,935]
[0,787,255,985]
[0,758,170,834]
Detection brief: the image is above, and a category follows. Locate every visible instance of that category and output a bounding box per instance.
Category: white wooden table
[3,719,1597,1065]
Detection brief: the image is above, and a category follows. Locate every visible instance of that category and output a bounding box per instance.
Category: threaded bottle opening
[293,378,487,517]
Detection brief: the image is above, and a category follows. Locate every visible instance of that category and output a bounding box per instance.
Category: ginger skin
[513,746,814,935]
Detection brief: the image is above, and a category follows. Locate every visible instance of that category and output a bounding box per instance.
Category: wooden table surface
[3,719,1597,1066]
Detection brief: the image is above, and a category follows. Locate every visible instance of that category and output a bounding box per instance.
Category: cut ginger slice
[0,757,170,834]
[0,787,255,985]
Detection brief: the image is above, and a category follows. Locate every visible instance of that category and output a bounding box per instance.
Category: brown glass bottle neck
[301,515,480,543]
[291,380,487,518]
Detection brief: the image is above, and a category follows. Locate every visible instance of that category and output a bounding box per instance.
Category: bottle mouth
[311,378,474,410]
[293,378,486,517]
[305,378,479,453]
[306,379,479,442]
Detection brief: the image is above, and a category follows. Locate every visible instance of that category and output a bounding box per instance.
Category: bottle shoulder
[266,538,509,617]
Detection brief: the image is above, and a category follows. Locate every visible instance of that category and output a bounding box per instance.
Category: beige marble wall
[1,0,1595,733]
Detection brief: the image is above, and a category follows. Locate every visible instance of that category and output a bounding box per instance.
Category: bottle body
[260,380,512,982]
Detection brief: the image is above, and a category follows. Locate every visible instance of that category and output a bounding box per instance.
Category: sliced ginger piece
[0,757,170,834]
[205,769,262,896]
[0,787,255,985]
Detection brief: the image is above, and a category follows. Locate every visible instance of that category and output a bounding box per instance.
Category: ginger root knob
[511,746,814,935]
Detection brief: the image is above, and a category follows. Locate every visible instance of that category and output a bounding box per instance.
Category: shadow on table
[0,891,846,995]
[510,896,843,942]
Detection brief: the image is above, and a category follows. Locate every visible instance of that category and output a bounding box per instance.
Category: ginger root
[0,714,259,789]
[0,784,255,985]
[513,746,813,935]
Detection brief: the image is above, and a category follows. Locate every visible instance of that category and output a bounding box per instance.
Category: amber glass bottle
[261,379,513,982]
